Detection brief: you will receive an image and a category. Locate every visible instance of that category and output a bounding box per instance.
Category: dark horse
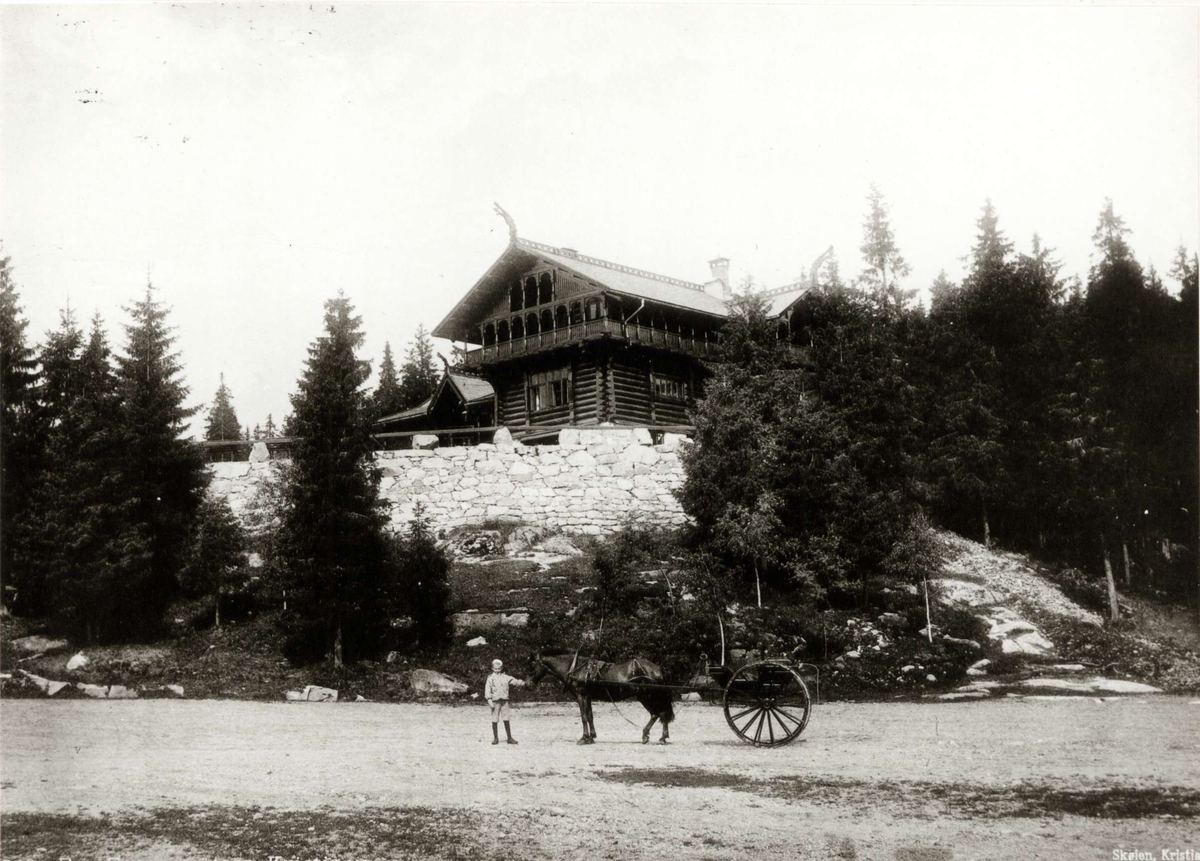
[529,648,675,745]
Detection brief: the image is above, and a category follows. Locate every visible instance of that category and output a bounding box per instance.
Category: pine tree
[264,414,278,438]
[205,374,242,441]
[969,198,1014,275]
[371,341,404,417]
[858,184,913,308]
[253,423,264,440]
[397,325,440,410]
[0,255,38,602]
[395,503,451,647]
[181,496,246,628]
[115,284,209,627]
[280,293,401,666]
[20,316,153,640]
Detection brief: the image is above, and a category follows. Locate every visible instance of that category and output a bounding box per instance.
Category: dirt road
[3,697,1198,860]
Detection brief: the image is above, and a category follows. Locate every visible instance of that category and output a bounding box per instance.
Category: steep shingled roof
[432,238,729,343]
[374,373,494,426]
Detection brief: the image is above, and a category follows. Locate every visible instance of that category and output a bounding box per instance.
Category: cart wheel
[723,661,811,747]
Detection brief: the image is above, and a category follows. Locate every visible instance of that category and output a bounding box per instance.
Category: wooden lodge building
[377,226,824,445]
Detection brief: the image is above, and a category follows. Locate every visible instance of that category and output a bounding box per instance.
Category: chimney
[705,257,732,299]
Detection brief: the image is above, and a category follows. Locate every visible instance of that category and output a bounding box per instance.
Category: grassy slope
[3,530,1197,701]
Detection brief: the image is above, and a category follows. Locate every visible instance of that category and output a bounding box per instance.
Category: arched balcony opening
[509,284,522,313]
[555,305,569,328]
[523,276,538,309]
[497,320,510,342]
[511,316,525,339]
[538,272,554,304]
[569,301,583,325]
[483,322,496,346]
[525,311,539,335]
[540,308,554,332]
[584,297,601,321]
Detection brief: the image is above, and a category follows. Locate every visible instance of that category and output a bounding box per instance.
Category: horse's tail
[662,697,675,725]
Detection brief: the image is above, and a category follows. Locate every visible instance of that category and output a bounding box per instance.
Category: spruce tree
[280,293,400,666]
[181,496,246,628]
[371,341,404,417]
[857,184,913,308]
[205,373,242,441]
[397,325,440,410]
[21,316,153,640]
[115,284,208,624]
[264,413,278,438]
[1,261,42,606]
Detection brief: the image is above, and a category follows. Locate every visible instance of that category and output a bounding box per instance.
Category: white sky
[2,2,1197,437]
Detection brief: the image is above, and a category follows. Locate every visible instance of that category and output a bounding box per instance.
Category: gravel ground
[3,697,1198,860]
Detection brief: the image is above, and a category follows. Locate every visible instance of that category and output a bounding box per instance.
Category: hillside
[4,528,1198,702]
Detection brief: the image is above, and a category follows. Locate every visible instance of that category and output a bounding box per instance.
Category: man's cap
[492,659,503,669]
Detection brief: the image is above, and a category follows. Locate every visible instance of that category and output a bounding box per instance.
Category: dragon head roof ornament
[493,202,518,243]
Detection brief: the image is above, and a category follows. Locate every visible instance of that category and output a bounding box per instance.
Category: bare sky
[2,2,1196,437]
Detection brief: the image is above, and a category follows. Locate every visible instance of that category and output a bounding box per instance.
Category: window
[569,302,583,325]
[652,373,689,402]
[585,297,601,321]
[527,368,571,412]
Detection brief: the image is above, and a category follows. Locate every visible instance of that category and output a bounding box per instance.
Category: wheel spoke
[737,708,763,738]
[729,705,759,723]
[769,706,803,737]
[752,709,767,744]
[765,708,776,744]
[773,704,807,727]
[767,705,796,731]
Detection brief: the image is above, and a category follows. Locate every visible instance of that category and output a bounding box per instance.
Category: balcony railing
[461,317,722,367]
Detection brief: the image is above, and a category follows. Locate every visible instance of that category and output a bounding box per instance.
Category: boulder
[249,441,271,463]
[107,685,138,700]
[66,652,89,672]
[558,428,581,446]
[285,690,304,701]
[21,672,69,697]
[457,530,502,556]
[164,684,185,698]
[1090,678,1162,694]
[301,685,338,702]
[413,434,440,450]
[988,620,1037,639]
[12,635,70,656]
[410,669,469,695]
[386,651,402,664]
[77,683,109,698]
[500,612,529,628]
[466,636,488,648]
[1014,631,1054,655]
[492,427,514,445]
[681,692,701,702]
[660,432,691,451]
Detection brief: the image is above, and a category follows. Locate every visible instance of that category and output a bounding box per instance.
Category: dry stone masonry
[208,426,690,535]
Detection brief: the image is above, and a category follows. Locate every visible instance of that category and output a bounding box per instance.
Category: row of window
[484,298,608,345]
[510,272,556,312]
[523,368,691,414]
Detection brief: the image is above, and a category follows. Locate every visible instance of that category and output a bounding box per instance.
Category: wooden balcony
[461,317,722,368]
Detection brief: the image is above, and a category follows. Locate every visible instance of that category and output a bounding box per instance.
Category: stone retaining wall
[208,427,690,535]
